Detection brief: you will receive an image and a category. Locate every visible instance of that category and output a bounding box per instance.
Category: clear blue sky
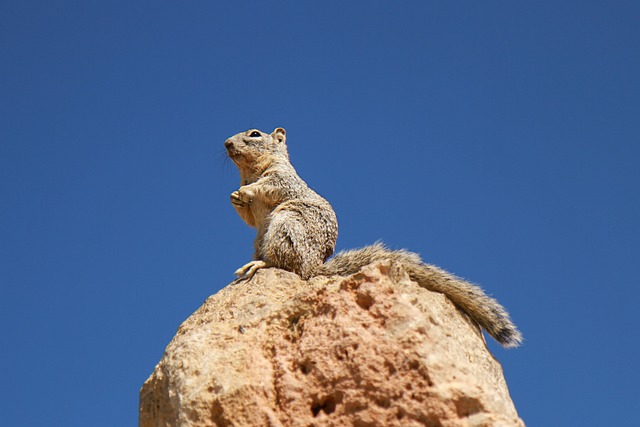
[1,1,638,425]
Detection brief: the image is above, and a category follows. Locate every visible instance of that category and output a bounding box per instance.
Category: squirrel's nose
[224,139,233,149]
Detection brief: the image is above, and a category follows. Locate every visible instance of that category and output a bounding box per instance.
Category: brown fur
[225,128,522,348]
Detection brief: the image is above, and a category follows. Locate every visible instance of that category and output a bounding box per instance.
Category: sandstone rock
[140,262,524,427]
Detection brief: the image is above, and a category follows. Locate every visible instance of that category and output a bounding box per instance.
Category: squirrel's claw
[234,260,268,281]
[230,191,249,208]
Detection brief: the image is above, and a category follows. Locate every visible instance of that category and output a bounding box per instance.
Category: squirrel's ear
[272,127,286,144]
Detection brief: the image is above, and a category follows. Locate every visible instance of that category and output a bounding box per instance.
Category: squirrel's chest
[251,199,277,233]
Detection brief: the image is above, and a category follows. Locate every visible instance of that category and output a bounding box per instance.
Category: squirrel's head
[225,127,289,172]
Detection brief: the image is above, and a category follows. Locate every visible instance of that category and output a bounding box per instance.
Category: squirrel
[224,127,522,348]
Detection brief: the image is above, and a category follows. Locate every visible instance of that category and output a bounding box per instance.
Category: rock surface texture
[140,262,524,427]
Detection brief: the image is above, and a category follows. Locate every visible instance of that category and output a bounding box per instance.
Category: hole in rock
[311,392,342,417]
[356,292,374,310]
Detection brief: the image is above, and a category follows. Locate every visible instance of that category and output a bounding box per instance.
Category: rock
[140,262,524,427]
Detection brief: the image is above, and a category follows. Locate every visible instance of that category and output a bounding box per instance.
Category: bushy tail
[318,243,523,348]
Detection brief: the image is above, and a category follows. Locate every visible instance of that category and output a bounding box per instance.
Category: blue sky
[1,1,638,425]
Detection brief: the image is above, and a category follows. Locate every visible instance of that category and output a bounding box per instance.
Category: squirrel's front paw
[230,191,246,207]
[231,189,253,207]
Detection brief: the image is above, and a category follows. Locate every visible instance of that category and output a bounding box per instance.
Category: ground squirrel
[225,127,522,348]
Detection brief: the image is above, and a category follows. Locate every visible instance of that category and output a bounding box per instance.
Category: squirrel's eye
[249,131,261,137]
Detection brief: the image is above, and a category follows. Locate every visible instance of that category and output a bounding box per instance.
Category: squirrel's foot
[234,260,267,281]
